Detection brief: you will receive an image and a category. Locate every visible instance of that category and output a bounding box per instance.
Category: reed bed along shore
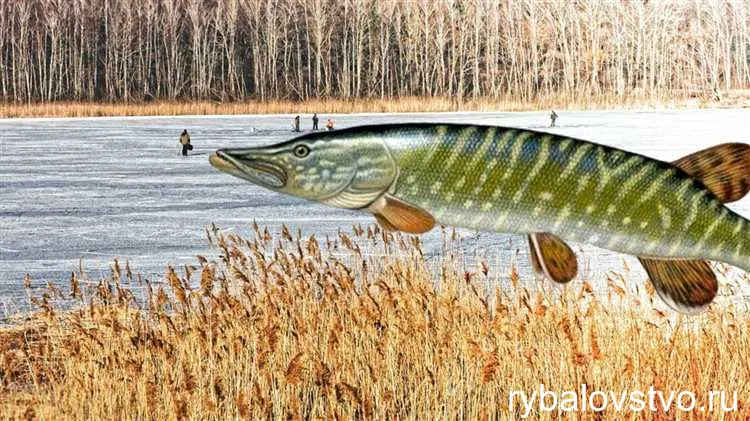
[1,224,749,419]
[2,91,748,119]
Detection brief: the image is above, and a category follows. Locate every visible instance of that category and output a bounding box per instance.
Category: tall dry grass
[1,223,748,419]
[3,91,748,119]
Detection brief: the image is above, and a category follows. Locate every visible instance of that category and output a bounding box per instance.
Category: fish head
[210,130,397,209]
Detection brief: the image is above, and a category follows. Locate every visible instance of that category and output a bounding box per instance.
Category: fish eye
[293,144,310,158]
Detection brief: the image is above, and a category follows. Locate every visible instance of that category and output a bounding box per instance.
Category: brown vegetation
[0,0,749,105]
[0,93,714,118]
[1,224,748,419]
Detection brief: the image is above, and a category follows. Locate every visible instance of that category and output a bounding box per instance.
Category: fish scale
[389,124,746,269]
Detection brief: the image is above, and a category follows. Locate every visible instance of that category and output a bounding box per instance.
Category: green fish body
[210,123,750,312]
[389,125,746,266]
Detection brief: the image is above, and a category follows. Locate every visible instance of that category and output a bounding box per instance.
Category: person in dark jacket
[179,129,192,156]
[550,110,558,127]
[293,115,301,132]
[312,113,319,130]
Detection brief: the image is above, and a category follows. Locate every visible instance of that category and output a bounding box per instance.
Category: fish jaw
[209,150,287,189]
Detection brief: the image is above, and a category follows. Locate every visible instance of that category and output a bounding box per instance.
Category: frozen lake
[2,109,750,312]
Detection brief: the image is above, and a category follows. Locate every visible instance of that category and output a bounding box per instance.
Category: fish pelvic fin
[527,233,578,284]
[673,143,750,203]
[370,194,435,234]
[638,257,718,314]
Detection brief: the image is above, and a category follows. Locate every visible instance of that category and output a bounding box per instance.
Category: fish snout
[209,149,287,189]
[208,150,228,169]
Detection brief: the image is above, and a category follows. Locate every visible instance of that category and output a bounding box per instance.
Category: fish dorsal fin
[527,233,578,283]
[637,257,718,314]
[673,143,750,203]
[372,194,435,234]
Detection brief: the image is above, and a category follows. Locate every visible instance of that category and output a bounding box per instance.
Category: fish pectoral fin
[673,143,750,203]
[374,213,398,232]
[372,194,435,234]
[638,257,718,314]
[527,233,578,283]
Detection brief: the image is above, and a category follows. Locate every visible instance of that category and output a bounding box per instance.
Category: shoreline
[2,93,748,119]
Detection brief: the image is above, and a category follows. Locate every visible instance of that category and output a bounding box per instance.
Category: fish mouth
[210,150,287,189]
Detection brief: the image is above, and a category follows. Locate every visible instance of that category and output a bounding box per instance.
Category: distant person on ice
[293,115,301,132]
[312,113,319,130]
[549,110,558,127]
[326,118,334,131]
[179,129,192,156]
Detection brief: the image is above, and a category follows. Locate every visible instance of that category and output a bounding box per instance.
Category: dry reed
[0,224,748,419]
[3,90,750,119]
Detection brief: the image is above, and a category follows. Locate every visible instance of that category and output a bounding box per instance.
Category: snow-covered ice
[1,109,749,310]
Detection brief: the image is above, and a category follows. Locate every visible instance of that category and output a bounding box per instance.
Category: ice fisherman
[179,129,192,156]
[326,118,334,131]
[550,110,558,127]
[293,115,301,132]
[312,113,319,130]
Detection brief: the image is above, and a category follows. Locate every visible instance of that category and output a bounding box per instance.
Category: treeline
[1,0,749,103]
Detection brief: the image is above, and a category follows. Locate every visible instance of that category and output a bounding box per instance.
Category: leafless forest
[1,0,749,104]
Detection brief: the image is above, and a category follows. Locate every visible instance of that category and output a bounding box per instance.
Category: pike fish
[210,124,750,313]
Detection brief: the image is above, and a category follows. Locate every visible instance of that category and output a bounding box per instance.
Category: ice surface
[1,109,749,312]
